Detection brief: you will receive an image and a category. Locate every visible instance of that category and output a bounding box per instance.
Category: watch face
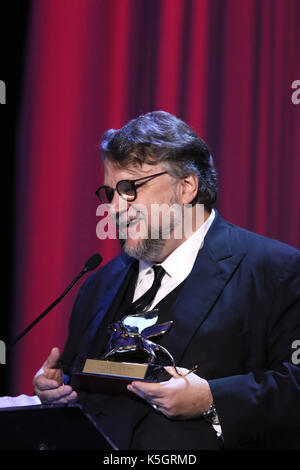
[203,405,220,425]
[211,412,220,426]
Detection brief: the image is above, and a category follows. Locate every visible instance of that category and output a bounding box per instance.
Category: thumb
[44,347,61,370]
[164,366,189,378]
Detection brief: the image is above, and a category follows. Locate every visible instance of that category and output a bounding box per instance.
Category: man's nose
[109,192,129,219]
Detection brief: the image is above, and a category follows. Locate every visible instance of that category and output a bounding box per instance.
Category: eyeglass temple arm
[132,171,168,185]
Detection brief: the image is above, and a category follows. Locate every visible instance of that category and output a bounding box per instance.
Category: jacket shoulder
[224,219,300,277]
[82,252,132,289]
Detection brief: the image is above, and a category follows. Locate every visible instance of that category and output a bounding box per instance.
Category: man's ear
[177,174,199,204]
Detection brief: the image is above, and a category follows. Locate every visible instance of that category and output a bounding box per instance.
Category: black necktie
[129,265,166,312]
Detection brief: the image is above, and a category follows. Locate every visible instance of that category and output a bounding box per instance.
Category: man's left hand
[127,367,213,419]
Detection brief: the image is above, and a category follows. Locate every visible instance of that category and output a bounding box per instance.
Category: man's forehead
[103,160,163,182]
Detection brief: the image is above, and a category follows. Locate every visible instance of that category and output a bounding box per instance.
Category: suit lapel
[161,211,246,364]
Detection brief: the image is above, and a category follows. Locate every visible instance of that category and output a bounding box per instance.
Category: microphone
[82,253,103,273]
[9,254,103,349]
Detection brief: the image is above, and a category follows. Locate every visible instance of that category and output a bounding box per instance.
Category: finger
[127,383,144,399]
[164,366,189,377]
[127,381,165,401]
[127,383,151,401]
[151,403,162,414]
[51,391,78,405]
[39,385,75,403]
[35,375,60,391]
[127,384,168,404]
[44,347,61,369]
[127,385,166,411]
[152,402,171,416]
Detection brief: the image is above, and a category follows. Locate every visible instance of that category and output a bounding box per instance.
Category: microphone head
[84,253,103,272]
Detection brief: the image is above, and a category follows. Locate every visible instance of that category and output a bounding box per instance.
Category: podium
[0,404,118,450]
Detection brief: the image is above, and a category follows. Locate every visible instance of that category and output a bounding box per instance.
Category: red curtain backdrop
[11,0,300,394]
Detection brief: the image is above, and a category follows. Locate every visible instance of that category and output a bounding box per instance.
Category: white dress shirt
[133,209,215,307]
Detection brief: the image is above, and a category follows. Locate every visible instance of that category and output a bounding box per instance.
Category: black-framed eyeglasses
[95,171,168,204]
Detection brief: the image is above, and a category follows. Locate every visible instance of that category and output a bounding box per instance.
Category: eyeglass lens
[98,180,136,203]
[117,180,136,200]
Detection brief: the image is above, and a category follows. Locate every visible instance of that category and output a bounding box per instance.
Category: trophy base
[73,358,172,395]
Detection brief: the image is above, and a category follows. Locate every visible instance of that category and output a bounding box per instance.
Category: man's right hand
[33,347,78,404]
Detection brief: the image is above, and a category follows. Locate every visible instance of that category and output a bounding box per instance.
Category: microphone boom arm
[8,254,102,350]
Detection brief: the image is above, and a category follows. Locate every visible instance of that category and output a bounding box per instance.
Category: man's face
[103,160,183,262]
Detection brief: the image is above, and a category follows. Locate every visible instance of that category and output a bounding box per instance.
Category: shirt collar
[138,209,215,283]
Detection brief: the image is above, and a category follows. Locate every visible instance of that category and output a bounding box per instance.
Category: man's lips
[118,215,144,230]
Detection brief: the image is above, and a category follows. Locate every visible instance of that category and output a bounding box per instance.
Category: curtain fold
[11,0,300,394]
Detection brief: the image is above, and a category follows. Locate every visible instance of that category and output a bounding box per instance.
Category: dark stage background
[2,0,299,396]
[0,2,30,396]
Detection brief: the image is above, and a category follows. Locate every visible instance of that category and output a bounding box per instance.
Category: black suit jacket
[61,210,300,449]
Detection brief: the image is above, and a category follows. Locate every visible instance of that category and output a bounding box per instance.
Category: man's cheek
[127,218,149,240]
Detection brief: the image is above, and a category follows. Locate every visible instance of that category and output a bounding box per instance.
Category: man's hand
[127,367,213,419]
[33,347,78,404]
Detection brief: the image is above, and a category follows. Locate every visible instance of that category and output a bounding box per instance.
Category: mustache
[113,210,146,229]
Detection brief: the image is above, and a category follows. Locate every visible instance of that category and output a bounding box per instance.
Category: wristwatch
[202,401,220,426]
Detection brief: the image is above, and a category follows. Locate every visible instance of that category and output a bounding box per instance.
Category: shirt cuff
[0,394,41,408]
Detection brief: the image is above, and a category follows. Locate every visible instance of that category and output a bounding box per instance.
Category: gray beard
[118,193,182,262]
[120,209,181,262]
[120,236,166,262]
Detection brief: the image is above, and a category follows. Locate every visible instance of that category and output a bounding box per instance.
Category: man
[34,111,300,450]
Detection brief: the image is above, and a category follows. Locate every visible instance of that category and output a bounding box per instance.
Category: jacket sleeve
[59,270,102,375]
[208,252,300,449]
